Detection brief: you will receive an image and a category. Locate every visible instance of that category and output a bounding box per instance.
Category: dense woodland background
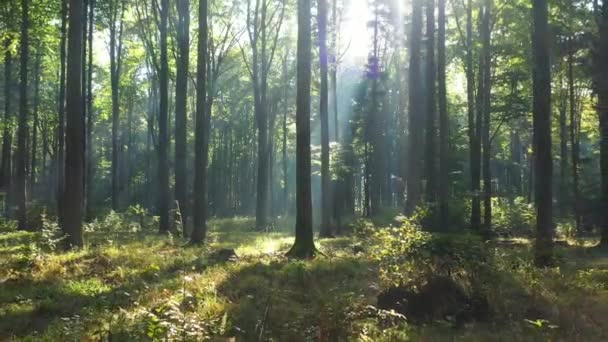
[0,0,607,340]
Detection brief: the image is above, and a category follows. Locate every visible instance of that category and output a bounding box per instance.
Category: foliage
[492,197,536,237]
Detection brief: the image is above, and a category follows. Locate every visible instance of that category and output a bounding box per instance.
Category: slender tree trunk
[532,0,553,266]
[287,0,316,258]
[318,0,332,237]
[282,54,289,215]
[63,0,85,248]
[158,0,170,233]
[425,0,437,204]
[31,51,41,197]
[16,0,29,230]
[568,45,581,231]
[175,0,190,236]
[406,0,423,215]
[481,0,492,234]
[331,0,339,142]
[1,37,12,197]
[86,0,95,220]
[437,0,448,229]
[558,74,568,211]
[110,0,125,211]
[191,0,208,244]
[466,0,481,231]
[597,2,608,246]
[57,0,67,222]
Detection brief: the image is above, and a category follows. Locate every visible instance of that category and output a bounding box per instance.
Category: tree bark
[1,36,12,199]
[158,0,170,233]
[425,0,437,204]
[287,0,316,258]
[56,0,67,222]
[597,2,608,246]
[175,0,190,236]
[16,0,29,230]
[406,0,423,215]
[86,0,95,221]
[532,0,553,266]
[191,0,208,244]
[481,0,492,235]
[110,0,125,211]
[31,50,41,197]
[63,0,85,248]
[318,0,332,237]
[437,0,449,229]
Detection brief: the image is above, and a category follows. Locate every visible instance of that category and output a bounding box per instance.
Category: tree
[437,0,448,228]
[63,0,85,248]
[15,0,29,230]
[0,3,13,205]
[108,0,125,211]
[86,0,95,220]
[156,0,170,233]
[597,0,608,247]
[191,0,209,244]
[175,0,190,235]
[425,0,437,204]
[242,0,286,230]
[406,0,423,215]
[287,0,316,259]
[481,0,492,234]
[318,0,332,237]
[56,0,67,223]
[532,0,554,266]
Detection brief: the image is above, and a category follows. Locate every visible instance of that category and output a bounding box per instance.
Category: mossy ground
[1,216,607,341]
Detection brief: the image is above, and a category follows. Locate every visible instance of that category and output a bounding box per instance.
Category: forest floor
[1,216,608,341]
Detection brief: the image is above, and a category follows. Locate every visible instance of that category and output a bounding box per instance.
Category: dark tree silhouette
[287,0,316,258]
[532,0,554,266]
[62,0,85,248]
[191,0,209,244]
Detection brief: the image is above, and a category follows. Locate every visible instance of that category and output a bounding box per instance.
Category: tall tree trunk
[597,1,608,246]
[467,0,481,230]
[191,0,208,244]
[110,0,125,211]
[175,0,190,236]
[406,0,423,215]
[425,0,437,204]
[57,0,67,222]
[287,0,316,258]
[318,0,332,237]
[30,51,41,197]
[16,0,29,230]
[86,0,95,221]
[481,0,492,234]
[282,54,289,215]
[558,74,568,211]
[532,0,553,266]
[331,0,339,142]
[437,0,448,229]
[1,36,12,198]
[158,0,170,233]
[568,44,581,231]
[63,0,85,248]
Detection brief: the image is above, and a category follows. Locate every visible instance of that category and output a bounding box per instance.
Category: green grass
[0,217,608,341]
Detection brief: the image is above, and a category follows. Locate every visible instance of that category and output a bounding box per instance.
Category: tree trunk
[110,0,125,211]
[158,0,170,233]
[532,0,553,266]
[318,0,332,237]
[16,0,29,230]
[31,51,41,197]
[287,0,316,258]
[406,0,423,215]
[481,0,492,235]
[56,0,67,222]
[466,0,481,231]
[558,74,568,211]
[191,0,208,244]
[568,44,581,231]
[175,0,190,236]
[63,0,85,248]
[437,0,448,229]
[1,36,12,198]
[425,0,437,204]
[597,2,608,246]
[86,0,95,221]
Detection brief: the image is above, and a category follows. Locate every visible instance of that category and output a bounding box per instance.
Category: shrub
[492,197,536,237]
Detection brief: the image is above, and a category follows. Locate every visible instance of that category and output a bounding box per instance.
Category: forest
[0,0,607,339]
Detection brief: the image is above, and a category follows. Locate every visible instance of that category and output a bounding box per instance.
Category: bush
[492,197,536,237]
